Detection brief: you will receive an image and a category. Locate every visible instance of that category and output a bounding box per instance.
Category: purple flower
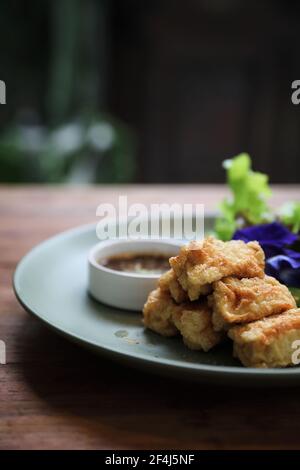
[233,222,298,258]
[233,221,300,287]
[266,250,300,287]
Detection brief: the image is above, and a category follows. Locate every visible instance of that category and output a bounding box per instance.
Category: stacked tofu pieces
[143,236,299,368]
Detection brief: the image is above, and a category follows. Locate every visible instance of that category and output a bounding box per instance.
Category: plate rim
[13,220,300,381]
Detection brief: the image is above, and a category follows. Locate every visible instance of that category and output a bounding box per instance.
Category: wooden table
[1,184,300,450]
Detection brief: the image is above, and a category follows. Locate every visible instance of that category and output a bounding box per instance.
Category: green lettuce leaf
[279,202,300,233]
[215,153,273,240]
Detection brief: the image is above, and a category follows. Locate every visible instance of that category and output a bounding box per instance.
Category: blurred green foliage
[279,202,300,234]
[0,116,136,183]
[0,0,136,183]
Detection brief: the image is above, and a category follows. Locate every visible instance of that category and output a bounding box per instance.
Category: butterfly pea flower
[233,222,300,287]
[266,250,300,288]
[233,222,298,258]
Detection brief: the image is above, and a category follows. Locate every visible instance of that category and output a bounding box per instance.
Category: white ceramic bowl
[88,239,183,311]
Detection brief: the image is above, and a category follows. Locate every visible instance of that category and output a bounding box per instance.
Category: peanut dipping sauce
[99,252,170,275]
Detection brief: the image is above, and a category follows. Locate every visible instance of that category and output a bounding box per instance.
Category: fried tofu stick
[210,276,296,331]
[143,288,222,351]
[158,269,189,303]
[172,300,223,352]
[169,236,265,301]
[228,309,300,368]
[143,288,179,337]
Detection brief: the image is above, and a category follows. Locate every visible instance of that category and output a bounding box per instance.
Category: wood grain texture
[0,184,300,450]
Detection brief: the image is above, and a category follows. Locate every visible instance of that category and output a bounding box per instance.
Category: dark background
[1,0,300,183]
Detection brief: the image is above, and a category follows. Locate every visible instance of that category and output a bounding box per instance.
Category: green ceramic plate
[13,217,300,386]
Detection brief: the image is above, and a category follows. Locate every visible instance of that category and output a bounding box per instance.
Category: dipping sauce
[99,252,170,275]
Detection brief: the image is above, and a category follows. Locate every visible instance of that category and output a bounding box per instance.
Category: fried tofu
[143,288,180,337]
[210,276,296,331]
[143,288,222,351]
[169,236,265,301]
[158,269,189,303]
[172,300,223,351]
[228,309,300,368]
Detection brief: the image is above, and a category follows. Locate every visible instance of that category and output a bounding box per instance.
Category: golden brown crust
[169,236,265,301]
[211,276,296,331]
[228,309,300,367]
[142,288,180,337]
[143,288,222,351]
[172,300,223,352]
[143,237,300,368]
[158,269,189,303]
